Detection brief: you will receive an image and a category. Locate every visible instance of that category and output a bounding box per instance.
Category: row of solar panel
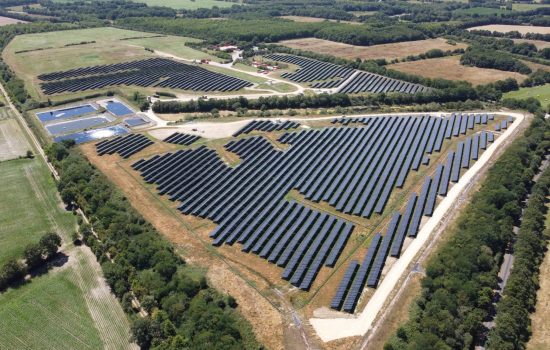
[310,79,344,89]
[96,133,153,158]
[132,140,354,290]
[163,132,201,146]
[232,119,301,137]
[130,113,505,294]
[265,54,355,83]
[40,58,253,95]
[338,71,430,94]
[331,127,498,313]
[264,54,428,94]
[278,113,492,219]
[39,57,172,81]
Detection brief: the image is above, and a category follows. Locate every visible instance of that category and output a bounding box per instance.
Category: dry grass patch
[527,211,550,350]
[514,38,550,50]
[0,16,27,25]
[279,37,467,61]
[388,56,527,85]
[468,24,550,35]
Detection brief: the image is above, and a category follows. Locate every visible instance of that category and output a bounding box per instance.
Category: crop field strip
[163,132,201,146]
[330,114,501,313]
[264,54,429,94]
[232,119,301,137]
[38,58,253,95]
[96,133,153,159]
[129,113,501,294]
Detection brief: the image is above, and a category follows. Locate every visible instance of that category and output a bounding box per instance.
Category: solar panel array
[264,54,428,94]
[131,112,504,294]
[265,54,355,83]
[96,133,153,158]
[330,114,501,313]
[38,58,253,95]
[163,132,201,146]
[338,71,430,94]
[232,120,301,137]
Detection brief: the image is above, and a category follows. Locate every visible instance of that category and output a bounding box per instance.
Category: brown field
[0,16,27,26]
[279,37,468,61]
[514,38,550,49]
[388,56,527,85]
[521,60,550,73]
[279,16,362,25]
[468,24,550,35]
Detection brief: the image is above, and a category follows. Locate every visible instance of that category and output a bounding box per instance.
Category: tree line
[385,113,550,349]
[460,46,532,75]
[486,164,550,349]
[0,232,62,291]
[48,143,259,350]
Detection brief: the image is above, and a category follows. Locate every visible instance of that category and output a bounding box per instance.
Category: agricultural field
[467,24,550,35]
[51,0,237,8]
[0,108,31,161]
[526,204,550,350]
[122,0,237,10]
[512,2,550,11]
[0,113,134,348]
[0,158,135,349]
[279,37,468,61]
[514,38,550,49]
[453,6,511,16]
[388,56,528,85]
[0,15,27,26]
[504,84,550,109]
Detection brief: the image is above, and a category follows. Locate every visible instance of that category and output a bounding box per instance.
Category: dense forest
[385,114,550,349]
[47,143,259,350]
[460,46,532,74]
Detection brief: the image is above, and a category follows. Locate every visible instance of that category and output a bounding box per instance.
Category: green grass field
[0,268,103,349]
[0,158,74,265]
[0,156,135,349]
[453,7,512,15]
[512,3,550,11]
[504,84,550,109]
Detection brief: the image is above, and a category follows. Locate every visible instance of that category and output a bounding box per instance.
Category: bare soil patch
[468,24,550,35]
[279,37,467,61]
[388,56,527,85]
[0,16,27,26]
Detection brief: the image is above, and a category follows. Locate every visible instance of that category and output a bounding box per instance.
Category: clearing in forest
[388,56,527,85]
[468,24,550,35]
[279,37,467,61]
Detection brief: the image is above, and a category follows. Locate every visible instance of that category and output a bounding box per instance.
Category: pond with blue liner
[125,117,147,127]
[46,116,112,136]
[36,104,97,123]
[105,101,134,116]
[54,125,129,144]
